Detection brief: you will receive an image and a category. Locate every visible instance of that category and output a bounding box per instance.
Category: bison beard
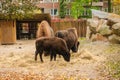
[35,37,70,62]
[55,28,79,53]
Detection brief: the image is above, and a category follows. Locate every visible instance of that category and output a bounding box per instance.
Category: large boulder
[91,33,108,42]
[107,19,117,28]
[112,23,120,36]
[87,19,99,28]
[87,19,99,34]
[98,25,112,37]
[108,34,120,44]
[87,19,100,39]
[108,13,120,23]
[96,19,112,36]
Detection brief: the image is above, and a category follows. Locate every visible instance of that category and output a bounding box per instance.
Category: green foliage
[0,0,39,20]
[59,0,66,18]
[71,0,98,19]
[71,0,91,19]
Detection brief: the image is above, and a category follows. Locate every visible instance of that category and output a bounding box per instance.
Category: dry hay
[0,40,108,80]
[79,49,94,60]
[0,70,44,80]
[36,20,54,38]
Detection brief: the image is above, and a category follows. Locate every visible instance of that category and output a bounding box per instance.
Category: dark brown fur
[36,20,54,56]
[55,28,79,53]
[35,37,70,62]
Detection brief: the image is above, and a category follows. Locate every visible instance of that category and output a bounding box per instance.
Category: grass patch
[78,37,91,46]
[105,43,120,79]
[107,61,120,79]
[104,44,120,54]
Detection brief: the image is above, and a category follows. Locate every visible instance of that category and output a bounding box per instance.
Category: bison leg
[35,51,38,61]
[53,54,56,61]
[38,51,44,62]
[50,53,54,61]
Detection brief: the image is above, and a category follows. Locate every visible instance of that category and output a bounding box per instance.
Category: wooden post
[0,20,16,45]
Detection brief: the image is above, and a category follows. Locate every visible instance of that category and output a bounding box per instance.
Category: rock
[108,34,120,44]
[91,33,108,42]
[107,19,117,28]
[87,19,100,39]
[87,19,100,33]
[96,19,112,36]
[112,22,120,29]
[87,19,111,39]
[108,13,120,23]
[98,25,112,36]
[87,19,99,28]
[112,23,120,36]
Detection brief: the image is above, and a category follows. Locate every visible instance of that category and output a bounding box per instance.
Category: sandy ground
[0,39,117,80]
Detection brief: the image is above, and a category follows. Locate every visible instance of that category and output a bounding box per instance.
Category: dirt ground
[0,39,119,80]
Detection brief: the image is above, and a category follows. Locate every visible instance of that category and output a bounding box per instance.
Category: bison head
[62,51,70,62]
[71,41,80,52]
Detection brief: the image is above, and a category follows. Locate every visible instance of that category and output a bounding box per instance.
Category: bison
[35,37,70,62]
[36,20,54,38]
[36,20,54,56]
[55,28,79,53]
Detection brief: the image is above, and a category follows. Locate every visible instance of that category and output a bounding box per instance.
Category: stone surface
[112,23,120,36]
[108,34,120,44]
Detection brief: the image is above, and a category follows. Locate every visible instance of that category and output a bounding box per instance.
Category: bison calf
[35,37,70,62]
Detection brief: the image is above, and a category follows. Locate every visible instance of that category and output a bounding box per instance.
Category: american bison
[55,28,79,53]
[35,37,70,62]
[36,20,54,38]
[36,20,54,56]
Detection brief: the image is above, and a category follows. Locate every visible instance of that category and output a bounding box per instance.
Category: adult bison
[36,20,54,56]
[55,28,79,53]
[35,37,70,62]
[36,20,54,38]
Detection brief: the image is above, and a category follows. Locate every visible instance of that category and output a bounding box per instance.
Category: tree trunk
[108,0,112,12]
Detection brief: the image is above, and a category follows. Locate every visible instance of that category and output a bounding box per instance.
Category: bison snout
[63,52,70,62]
[72,49,78,53]
[65,58,70,62]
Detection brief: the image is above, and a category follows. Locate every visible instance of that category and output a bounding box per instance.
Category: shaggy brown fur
[55,28,79,53]
[35,37,70,62]
[36,20,54,38]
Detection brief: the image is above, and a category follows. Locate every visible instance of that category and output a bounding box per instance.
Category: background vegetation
[0,0,39,20]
